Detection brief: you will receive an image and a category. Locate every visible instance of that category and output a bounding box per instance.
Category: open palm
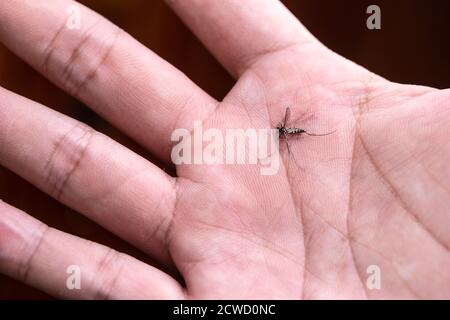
[0,0,449,299]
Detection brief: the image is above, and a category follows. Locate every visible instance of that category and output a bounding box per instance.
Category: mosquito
[276,107,335,170]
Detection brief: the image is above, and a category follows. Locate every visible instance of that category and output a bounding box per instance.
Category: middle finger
[0,0,217,163]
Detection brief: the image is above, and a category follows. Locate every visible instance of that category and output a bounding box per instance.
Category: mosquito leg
[258,129,279,164]
[284,134,291,174]
[303,129,336,137]
[283,133,301,175]
[284,133,292,156]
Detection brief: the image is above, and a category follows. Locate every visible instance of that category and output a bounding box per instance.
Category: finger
[0,200,184,299]
[0,86,176,264]
[0,0,217,162]
[166,0,325,77]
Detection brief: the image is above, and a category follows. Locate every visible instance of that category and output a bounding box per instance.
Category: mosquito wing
[284,107,291,127]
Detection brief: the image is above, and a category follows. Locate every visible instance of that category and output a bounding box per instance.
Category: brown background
[0,0,449,299]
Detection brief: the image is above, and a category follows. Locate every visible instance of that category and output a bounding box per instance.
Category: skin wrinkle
[171,172,259,246]
[237,41,312,77]
[279,128,305,300]
[300,201,339,296]
[138,175,187,298]
[300,198,352,298]
[273,107,342,299]
[167,90,217,159]
[168,177,247,253]
[178,222,299,299]
[44,122,82,195]
[54,126,93,201]
[20,224,50,283]
[60,18,103,90]
[227,195,258,240]
[346,79,372,299]
[262,245,295,296]
[181,253,243,297]
[170,98,219,168]
[167,176,213,247]
[240,91,307,297]
[347,136,370,300]
[348,234,422,299]
[248,76,308,298]
[84,166,160,205]
[92,248,123,300]
[234,68,268,131]
[358,136,450,252]
[70,27,122,98]
[44,123,74,174]
[176,228,243,280]
[347,79,441,298]
[193,219,303,267]
[421,162,450,199]
[169,93,193,150]
[45,122,95,201]
[366,84,435,109]
[253,78,329,299]
[41,21,67,74]
[142,193,172,248]
[168,176,304,298]
[79,165,178,266]
[164,177,184,265]
[301,200,347,240]
[409,150,450,202]
[40,16,122,98]
[0,98,21,160]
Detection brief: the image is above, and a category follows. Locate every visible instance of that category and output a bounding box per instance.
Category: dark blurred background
[0,0,449,299]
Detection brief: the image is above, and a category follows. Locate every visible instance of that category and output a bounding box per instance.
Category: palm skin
[0,0,449,299]
[170,46,450,299]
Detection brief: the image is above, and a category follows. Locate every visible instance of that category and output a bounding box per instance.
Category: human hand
[0,0,449,299]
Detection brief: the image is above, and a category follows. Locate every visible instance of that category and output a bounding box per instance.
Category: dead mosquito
[276,107,335,170]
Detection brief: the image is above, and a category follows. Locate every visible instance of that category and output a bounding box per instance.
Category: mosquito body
[277,126,307,136]
[276,107,334,139]
[276,107,334,170]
